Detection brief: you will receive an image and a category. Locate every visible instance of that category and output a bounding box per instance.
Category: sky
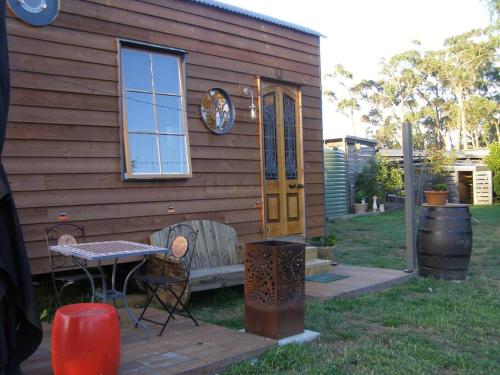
[221,0,492,139]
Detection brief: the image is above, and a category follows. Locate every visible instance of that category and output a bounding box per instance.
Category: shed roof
[190,0,323,37]
[324,135,378,146]
[379,148,489,160]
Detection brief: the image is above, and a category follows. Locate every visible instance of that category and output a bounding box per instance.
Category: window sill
[123,172,192,181]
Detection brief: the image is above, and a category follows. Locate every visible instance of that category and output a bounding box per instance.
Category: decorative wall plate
[7,0,60,27]
[200,88,235,134]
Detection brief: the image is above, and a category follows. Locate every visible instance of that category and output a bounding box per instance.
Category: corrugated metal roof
[189,0,322,37]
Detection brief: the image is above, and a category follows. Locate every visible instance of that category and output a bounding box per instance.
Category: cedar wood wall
[4,0,325,274]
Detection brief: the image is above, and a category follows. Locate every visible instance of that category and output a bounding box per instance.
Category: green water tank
[324,147,348,218]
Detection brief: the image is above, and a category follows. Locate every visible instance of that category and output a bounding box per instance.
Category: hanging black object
[7,0,60,26]
[0,2,43,373]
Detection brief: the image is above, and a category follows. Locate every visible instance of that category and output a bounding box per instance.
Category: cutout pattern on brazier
[277,247,304,304]
[245,248,275,305]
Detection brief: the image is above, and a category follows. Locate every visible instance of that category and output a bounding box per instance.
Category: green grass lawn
[189,205,500,375]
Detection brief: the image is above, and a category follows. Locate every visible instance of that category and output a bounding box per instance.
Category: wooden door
[261,85,304,237]
[473,170,493,205]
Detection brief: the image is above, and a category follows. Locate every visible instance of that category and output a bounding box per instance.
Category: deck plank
[22,307,275,375]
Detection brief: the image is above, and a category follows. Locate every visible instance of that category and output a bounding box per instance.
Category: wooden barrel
[417,205,473,280]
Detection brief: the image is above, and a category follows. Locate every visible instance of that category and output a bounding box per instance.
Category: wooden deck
[305,264,416,300]
[22,307,275,375]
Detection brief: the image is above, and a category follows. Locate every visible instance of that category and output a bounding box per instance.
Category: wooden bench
[150,220,244,292]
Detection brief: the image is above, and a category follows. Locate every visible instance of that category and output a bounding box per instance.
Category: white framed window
[120,43,191,179]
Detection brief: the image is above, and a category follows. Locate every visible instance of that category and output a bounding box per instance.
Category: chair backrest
[45,222,85,271]
[150,220,239,271]
[158,224,198,279]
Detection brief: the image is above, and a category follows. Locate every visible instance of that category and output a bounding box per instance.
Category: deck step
[305,259,332,276]
[306,246,336,261]
[305,246,318,262]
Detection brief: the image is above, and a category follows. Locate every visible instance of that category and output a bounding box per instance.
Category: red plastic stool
[51,303,121,375]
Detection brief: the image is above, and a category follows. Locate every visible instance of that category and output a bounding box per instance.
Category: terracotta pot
[354,203,368,214]
[424,191,448,206]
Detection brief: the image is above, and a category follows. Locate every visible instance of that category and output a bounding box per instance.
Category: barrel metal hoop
[421,216,471,221]
[418,229,472,234]
[417,252,470,258]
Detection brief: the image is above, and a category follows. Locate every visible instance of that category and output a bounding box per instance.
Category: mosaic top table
[49,240,168,336]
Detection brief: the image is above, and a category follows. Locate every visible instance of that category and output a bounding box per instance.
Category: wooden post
[402,122,417,272]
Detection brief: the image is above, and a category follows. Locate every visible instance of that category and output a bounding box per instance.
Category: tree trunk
[350,106,355,136]
[496,120,500,143]
[471,131,479,149]
[455,84,466,150]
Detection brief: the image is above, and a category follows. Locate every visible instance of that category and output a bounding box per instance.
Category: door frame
[257,78,305,239]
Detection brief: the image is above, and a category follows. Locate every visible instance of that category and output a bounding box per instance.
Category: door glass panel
[263,93,278,180]
[283,94,297,180]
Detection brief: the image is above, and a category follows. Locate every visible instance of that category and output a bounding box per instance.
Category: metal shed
[324,136,378,212]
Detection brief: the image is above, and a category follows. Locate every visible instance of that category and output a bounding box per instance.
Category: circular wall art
[200,88,235,134]
[7,0,60,26]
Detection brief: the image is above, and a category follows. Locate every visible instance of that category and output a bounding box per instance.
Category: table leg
[98,261,107,304]
[111,258,118,308]
[122,257,149,338]
[72,257,96,303]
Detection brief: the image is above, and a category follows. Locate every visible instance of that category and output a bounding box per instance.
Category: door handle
[289,183,304,189]
[297,183,305,189]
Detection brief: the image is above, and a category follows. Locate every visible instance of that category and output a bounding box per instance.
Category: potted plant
[423,147,455,206]
[354,190,368,214]
[307,234,338,265]
[424,182,448,206]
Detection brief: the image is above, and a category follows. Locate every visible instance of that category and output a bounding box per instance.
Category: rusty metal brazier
[244,241,305,339]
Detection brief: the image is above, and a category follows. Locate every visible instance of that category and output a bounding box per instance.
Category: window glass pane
[121,48,152,91]
[152,54,180,94]
[159,135,187,174]
[263,93,278,180]
[128,134,160,174]
[156,95,182,133]
[125,92,155,133]
[283,94,297,180]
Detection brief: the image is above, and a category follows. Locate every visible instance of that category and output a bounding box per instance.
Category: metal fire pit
[244,240,305,339]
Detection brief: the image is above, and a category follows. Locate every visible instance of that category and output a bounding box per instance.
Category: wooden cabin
[4,0,325,274]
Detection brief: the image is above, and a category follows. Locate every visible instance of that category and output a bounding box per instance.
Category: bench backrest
[150,220,240,270]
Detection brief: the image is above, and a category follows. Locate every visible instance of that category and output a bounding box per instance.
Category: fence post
[402,122,417,272]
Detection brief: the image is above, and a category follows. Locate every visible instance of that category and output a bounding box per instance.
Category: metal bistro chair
[133,224,199,336]
[45,222,101,306]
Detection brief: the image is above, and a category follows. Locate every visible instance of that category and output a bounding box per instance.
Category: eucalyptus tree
[359,49,422,148]
[444,27,499,148]
[413,49,456,149]
[324,64,361,136]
